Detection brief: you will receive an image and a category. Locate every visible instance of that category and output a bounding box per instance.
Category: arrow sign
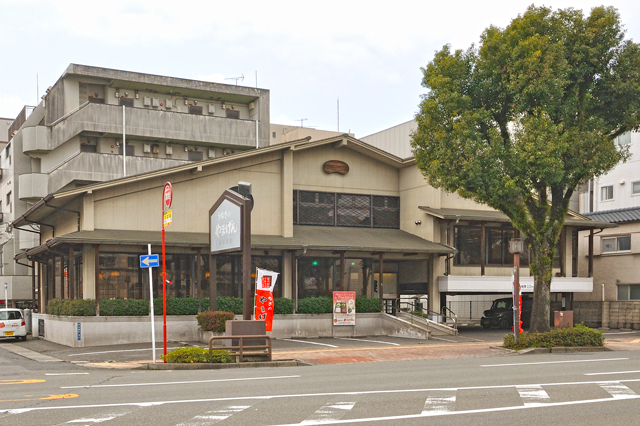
[140,254,160,268]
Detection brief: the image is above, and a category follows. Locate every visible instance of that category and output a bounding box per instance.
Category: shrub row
[503,324,605,350]
[46,296,382,316]
[196,311,236,332]
[162,347,233,363]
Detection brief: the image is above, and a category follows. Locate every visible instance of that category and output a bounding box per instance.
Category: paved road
[1,329,640,425]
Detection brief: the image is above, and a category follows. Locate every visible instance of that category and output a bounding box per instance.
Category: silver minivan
[0,308,27,341]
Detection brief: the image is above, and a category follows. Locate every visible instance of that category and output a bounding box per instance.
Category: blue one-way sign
[140,254,160,268]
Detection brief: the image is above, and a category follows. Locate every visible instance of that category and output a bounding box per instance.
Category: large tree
[412,5,640,332]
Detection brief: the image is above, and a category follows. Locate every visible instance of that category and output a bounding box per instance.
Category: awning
[419,206,616,229]
[15,225,454,260]
[438,275,593,293]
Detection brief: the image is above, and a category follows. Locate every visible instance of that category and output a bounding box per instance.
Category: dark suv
[481,296,532,329]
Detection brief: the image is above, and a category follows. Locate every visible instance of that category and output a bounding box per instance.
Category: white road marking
[586,370,640,376]
[338,338,400,346]
[177,404,252,425]
[46,373,89,376]
[269,395,640,425]
[7,378,640,415]
[61,375,300,389]
[481,358,628,367]
[66,413,123,423]
[67,346,191,357]
[422,391,456,414]
[516,385,550,406]
[301,401,355,424]
[599,382,638,399]
[283,339,338,348]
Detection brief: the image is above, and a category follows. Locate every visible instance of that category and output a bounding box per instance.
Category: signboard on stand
[333,291,356,326]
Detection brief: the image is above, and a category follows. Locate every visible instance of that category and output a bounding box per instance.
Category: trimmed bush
[297,297,333,314]
[196,310,236,332]
[101,299,148,316]
[217,296,244,315]
[355,297,381,313]
[47,299,97,316]
[274,298,294,315]
[503,324,605,350]
[162,347,233,363]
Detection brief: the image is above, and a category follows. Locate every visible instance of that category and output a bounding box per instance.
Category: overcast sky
[1,0,639,137]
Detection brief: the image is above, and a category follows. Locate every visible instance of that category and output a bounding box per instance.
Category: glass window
[633,181,640,195]
[615,132,631,146]
[601,185,613,201]
[336,194,370,227]
[618,285,629,301]
[298,191,335,226]
[631,285,640,300]
[454,226,482,265]
[372,196,400,228]
[602,236,631,253]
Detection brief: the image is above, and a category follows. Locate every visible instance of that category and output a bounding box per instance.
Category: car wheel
[21,335,27,341]
[482,323,491,329]
[499,318,511,330]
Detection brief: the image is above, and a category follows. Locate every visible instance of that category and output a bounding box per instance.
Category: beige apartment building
[12,134,607,320]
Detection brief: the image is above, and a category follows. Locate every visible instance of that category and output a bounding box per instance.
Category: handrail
[209,335,272,363]
[442,306,458,331]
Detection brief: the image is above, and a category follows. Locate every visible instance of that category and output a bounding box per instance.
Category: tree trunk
[529,245,553,333]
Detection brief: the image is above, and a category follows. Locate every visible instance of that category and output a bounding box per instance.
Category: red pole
[162,224,167,361]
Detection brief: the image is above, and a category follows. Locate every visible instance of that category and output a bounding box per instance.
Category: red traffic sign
[163,182,173,210]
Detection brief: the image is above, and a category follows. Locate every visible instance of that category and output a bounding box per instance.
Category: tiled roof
[584,206,640,223]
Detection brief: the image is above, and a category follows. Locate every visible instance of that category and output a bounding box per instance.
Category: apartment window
[618,284,640,301]
[226,109,240,119]
[600,185,613,201]
[602,235,631,253]
[272,132,276,138]
[632,181,640,195]
[615,132,632,146]
[188,105,203,115]
[188,150,203,161]
[119,98,134,108]
[6,191,11,213]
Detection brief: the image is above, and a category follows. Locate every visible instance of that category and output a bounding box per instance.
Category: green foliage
[47,299,97,316]
[217,296,244,315]
[196,310,236,332]
[162,347,233,363]
[152,297,202,315]
[503,324,604,350]
[412,5,640,332]
[297,297,333,314]
[355,297,381,313]
[274,298,294,315]
[101,299,148,316]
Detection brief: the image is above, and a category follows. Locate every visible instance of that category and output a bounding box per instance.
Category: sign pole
[161,182,173,361]
[148,244,156,363]
[242,196,252,320]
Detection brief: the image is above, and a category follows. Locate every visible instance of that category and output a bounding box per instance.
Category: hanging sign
[254,268,279,331]
[333,291,356,326]
[163,182,173,211]
[163,210,173,227]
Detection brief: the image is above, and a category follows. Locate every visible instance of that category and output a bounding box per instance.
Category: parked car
[0,308,27,341]
[481,296,532,330]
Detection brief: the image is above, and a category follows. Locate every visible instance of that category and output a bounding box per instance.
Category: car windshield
[0,311,22,320]
[491,300,511,310]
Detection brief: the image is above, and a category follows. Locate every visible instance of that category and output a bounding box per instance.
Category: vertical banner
[333,291,356,326]
[254,268,279,331]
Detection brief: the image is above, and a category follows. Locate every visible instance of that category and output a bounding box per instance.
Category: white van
[0,308,27,341]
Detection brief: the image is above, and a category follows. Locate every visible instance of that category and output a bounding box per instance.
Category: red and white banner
[254,268,279,331]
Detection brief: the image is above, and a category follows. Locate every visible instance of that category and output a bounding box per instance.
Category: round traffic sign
[163,182,173,210]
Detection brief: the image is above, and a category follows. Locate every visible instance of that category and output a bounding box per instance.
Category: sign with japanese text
[163,210,172,227]
[210,199,241,253]
[163,182,173,211]
[254,268,279,331]
[333,291,356,326]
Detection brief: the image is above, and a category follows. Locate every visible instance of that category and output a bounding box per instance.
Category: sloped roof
[584,206,640,224]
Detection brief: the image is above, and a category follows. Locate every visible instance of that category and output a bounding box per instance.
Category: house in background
[0,64,270,308]
[575,131,640,328]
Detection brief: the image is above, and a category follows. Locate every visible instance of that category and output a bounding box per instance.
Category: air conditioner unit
[208,104,215,114]
[143,143,151,153]
[143,97,151,106]
[166,145,173,155]
[208,149,215,159]
[152,98,160,107]
[166,99,173,109]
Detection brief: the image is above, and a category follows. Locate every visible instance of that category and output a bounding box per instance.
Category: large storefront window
[454,226,483,265]
[297,258,370,299]
[215,255,283,299]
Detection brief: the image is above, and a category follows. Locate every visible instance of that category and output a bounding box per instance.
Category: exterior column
[82,245,96,299]
[480,224,486,276]
[427,254,441,314]
[95,245,100,316]
[209,255,217,311]
[588,230,594,278]
[282,149,294,238]
[69,247,76,299]
[378,253,384,312]
[283,251,292,299]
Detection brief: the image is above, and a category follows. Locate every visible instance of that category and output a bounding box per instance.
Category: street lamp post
[509,238,524,339]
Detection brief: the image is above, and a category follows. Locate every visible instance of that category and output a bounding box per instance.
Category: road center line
[45,373,89,376]
[338,338,400,346]
[283,339,338,348]
[585,370,640,376]
[61,375,301,389]
[481,358,628,367]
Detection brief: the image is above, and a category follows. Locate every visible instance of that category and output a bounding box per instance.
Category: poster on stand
[254,268,279,331]
[333,291,356,326]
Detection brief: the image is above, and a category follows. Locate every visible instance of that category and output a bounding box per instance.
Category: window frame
[600,185,614,201]
[632,181,640,196]
[601,235,631,254]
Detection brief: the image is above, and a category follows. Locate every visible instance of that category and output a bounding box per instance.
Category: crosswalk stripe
[422,391,456,414]
[599,382,637,399]
[64,413,125,424]
[516,385,551,406]
[177,405,252,425]
[300,402,356,424]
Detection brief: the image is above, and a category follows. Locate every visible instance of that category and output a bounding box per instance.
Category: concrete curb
[145,359,309,370]
[515,346,610,354]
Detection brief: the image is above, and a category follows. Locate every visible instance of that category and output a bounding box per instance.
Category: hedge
[162,347,233,363]
[297,296,333,314]
[355,297,381,313]
[503,324,605,350]
[196,310,236,332]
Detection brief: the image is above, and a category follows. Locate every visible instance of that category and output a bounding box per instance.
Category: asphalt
[2,327,638,369]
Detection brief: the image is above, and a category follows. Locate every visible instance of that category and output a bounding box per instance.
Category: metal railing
[441,306,458,332]
[209,335,272,363]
